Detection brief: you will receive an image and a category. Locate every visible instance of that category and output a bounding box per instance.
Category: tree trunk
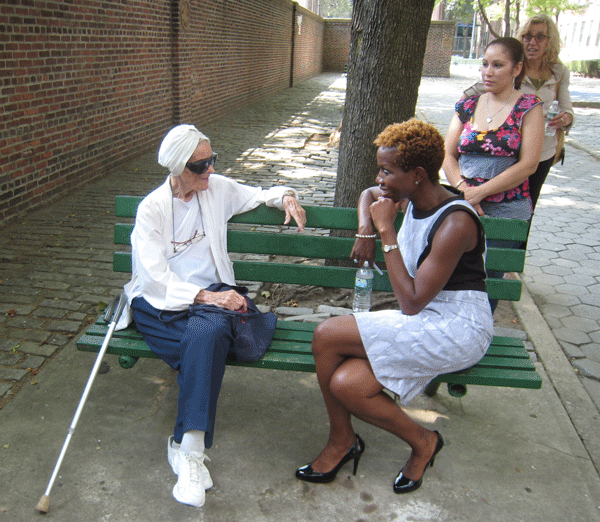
[503,0,511,36]
[334,0,436,209]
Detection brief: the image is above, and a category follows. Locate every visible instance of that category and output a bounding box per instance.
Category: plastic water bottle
[545,100,560,136]
[352,262,374,312]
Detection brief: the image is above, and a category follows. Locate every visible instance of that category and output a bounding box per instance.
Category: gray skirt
[354,290,493,404]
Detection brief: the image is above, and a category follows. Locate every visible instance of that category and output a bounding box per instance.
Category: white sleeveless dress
[354,198,493,404]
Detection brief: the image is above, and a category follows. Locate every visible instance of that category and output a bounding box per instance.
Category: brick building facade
[1,2,452,225]
[422,21,455,78]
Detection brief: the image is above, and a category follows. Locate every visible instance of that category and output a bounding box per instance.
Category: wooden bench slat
[272,321,317,332]
[485,278,522,301]
[226,353,316,372]
[486,345,529,358]
[115,198,529,241]
[112,251,524,301]
[475,355,535,371]
[432,366,542,389]
[228,231,355,261]
[272,328,315,343]
[115,223,527,274]
[485,248,525,272]
[479,216,529,242]
[488,335,525,347]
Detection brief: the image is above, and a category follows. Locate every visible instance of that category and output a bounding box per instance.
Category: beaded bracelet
[355,233,377,239]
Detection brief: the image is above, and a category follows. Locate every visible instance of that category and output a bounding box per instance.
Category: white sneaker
[172,451,206,508]
[168,436,213,490]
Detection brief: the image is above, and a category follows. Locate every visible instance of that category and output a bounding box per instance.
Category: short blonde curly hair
[373,119,445,182]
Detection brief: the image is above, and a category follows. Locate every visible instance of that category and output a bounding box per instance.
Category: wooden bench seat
[76,195,542,398]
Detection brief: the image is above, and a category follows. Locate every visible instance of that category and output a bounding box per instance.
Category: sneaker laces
[181,452,204,487]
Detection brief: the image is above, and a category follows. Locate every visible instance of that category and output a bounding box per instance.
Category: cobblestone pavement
[1,69,599,431]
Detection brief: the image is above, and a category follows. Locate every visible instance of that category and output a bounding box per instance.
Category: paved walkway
[1,71,600,521]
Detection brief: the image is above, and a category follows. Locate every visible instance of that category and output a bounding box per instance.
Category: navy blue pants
[131,296,234,448]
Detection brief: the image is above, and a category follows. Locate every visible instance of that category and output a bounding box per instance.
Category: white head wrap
[158,124,209,177]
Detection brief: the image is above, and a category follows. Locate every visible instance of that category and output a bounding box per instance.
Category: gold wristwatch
[383,244,399,253]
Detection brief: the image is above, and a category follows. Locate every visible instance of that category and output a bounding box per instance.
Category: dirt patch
[492,298,523,330]
[253,282,522,331]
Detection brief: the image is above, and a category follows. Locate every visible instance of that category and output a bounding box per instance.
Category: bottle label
[355,277,369,289]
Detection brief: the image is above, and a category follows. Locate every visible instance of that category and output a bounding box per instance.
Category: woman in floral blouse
[443,37,544,311]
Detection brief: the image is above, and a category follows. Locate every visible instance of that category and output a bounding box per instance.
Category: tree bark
[334,0,436,209]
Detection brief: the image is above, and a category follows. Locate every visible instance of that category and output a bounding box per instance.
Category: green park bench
[76,195,542,398]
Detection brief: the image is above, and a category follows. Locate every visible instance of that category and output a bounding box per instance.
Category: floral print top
[456,94,541,157]
[455,94,541,206]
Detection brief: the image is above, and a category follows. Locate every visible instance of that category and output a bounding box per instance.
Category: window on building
[562,24,569,46]
[580,21,586,45]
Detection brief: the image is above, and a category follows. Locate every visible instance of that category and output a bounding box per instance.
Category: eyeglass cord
[170,190,205,254]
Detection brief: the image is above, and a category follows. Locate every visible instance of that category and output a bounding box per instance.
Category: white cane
[36,292,128,513]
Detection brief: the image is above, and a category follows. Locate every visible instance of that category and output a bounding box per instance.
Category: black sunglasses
[185,152,217,175]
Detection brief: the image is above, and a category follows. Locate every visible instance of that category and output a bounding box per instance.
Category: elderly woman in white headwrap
[117,124,306,508]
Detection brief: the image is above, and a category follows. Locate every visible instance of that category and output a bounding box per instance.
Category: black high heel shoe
[296,434,365,484]
[393,431,444,494]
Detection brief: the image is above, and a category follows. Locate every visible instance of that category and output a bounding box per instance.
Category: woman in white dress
[295,119,493,494]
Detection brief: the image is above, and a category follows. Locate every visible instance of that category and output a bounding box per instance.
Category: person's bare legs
[308,316,366,473]
[309,315,439,480]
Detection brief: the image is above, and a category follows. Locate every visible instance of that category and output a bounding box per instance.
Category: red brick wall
[177,0,296,125]
[1,1,173,223]
[323,19,351,72]
[322,19,453,77]
[292,6,324,83]
[422,21,455,77]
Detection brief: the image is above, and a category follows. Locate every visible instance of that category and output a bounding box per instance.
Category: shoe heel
[352,454,361,476]
[428,431,444,468]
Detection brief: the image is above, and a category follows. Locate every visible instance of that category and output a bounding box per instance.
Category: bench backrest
[113,195,529,301]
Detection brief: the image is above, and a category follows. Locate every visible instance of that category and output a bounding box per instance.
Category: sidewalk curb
[565,136,600,161]
[514,277,600,477]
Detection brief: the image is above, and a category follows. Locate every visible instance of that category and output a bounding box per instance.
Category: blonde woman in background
[464,14,574,210]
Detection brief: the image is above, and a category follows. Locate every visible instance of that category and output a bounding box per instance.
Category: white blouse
[116,174,296,330]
